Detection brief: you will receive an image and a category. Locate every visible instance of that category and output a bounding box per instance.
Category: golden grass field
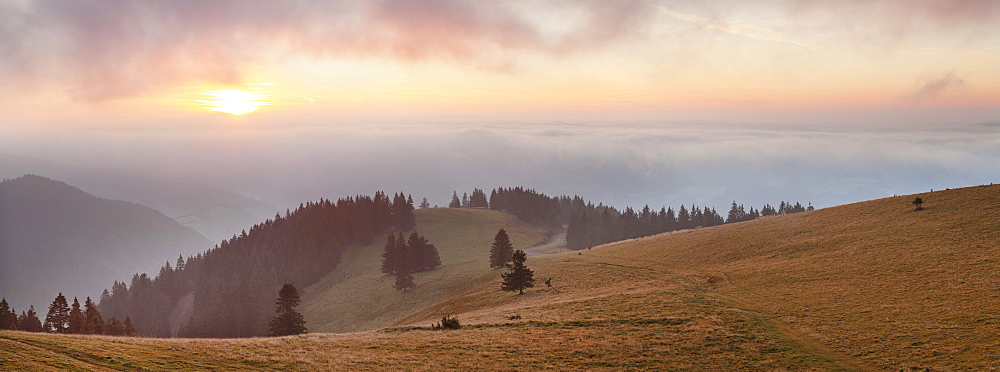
[2,185,998,370]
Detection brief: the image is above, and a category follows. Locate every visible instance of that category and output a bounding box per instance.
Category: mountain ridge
[0,175,212,310]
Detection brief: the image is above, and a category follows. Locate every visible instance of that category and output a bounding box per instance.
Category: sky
[2,0,999,213]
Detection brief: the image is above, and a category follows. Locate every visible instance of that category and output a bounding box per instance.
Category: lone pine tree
[489,228,514,268]
[501,249,535,295]
[268,283,307,336]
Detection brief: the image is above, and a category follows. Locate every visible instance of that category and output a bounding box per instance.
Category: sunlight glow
[199,90,270,115]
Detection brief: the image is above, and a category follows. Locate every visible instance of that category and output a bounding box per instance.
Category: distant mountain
[0,153,276,243]
[0,175,212,310]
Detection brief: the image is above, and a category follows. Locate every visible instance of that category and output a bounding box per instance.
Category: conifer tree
[501,250,535,295]
[44,293,70,333]
[449,191,461,208]
[380,234,398,274]
[268,283,308,336]
[408,231,441,272]
[392,192,417,231]
[462,192,470,207]
[123,316,137,336]
[68,297,85,334]
[0,298,14,330]
[83,297,103,335]
[470,188,489,208]
[19,306,42,332]
[489,229,514,269]
[393,242,416,290]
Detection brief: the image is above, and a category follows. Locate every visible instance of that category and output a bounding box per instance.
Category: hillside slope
[2,185,997,370]
[299,208,550,333]
[0,175,211,310]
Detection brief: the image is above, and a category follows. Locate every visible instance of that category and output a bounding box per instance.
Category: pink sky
[1,0,998,125]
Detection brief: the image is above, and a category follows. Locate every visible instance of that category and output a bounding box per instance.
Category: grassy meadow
[299,207,551,333]
[3,185,998,370]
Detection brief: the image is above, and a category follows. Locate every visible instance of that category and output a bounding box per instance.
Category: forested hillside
[96,192,417,337]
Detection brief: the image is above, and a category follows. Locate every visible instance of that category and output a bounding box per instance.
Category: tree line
[0,295,136,336]
[449,187,813,250]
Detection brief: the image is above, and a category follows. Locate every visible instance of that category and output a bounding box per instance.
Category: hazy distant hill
[0,153,275,243]
[0,175,211,310]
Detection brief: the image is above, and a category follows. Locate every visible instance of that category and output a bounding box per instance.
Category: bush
[431,316,461,330]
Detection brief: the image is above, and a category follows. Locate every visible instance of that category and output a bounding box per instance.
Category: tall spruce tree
[268,284,307,336]
[489,229,514,268]
[449,191,461,208]
[501,250,535,295]
[394,241,416,291]
[0,298,13,330]
[68,297,85,334]
[380,234,398,274]
[83,297,103,335]
[44,293,70,333]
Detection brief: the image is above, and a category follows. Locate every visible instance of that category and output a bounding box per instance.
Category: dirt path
[170,292,195,337]
[524,230,566,256]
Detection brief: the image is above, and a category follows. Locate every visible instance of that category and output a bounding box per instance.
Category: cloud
[0,0,652,101]
[780,0,1000,48]
[909,72,965,102]
[656,6,817,51]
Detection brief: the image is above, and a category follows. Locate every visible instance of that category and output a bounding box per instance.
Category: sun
[199,90,270,115]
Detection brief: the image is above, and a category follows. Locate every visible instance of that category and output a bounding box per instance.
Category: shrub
[431,316,461,330]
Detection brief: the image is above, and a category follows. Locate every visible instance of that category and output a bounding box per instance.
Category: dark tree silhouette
[44,293,70,333]
[19,306,43,332]
[380,234,399,274]
[268,284,307,336]
[392,192,417,231]
[449,191,461,208]
[470,188,489,208]
[68,297,84,334]
[394,240,416,290]
[408,231,441,272]
[913,197,924,211]
[501,250,535,295]
[83,297,103,335]
[419,197,431,209]
[489,229,514,269]
[0,298,15,330]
